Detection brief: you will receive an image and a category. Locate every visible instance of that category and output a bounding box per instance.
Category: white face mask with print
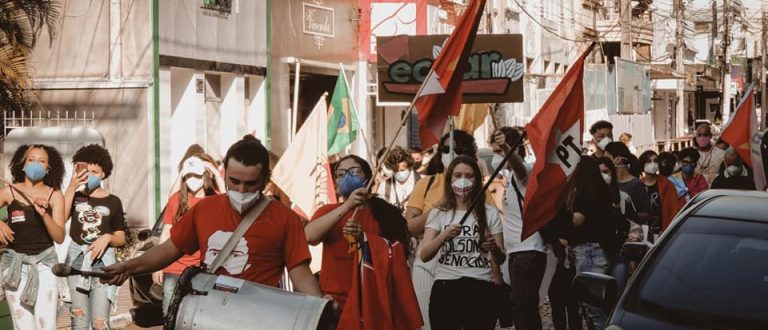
[186,176,204,192]
[227,190,261,214]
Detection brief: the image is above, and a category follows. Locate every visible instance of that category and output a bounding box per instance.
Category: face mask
[725,165,743,178]
[186,176,204,192]
[24,162,46,182]
[413,161,422,170]
[696,136,711,148]
[381,166,394,178]
[644,162,659,175]
[441,153,454,169]
[491,153,504,170]
[422,155,432,164]
[394,170,410,183]
[681,163,696,177]
[86,174,102,191]
[338,173,366,198]
[602,173,612,185]
[227,190,261,214]
[451,178,474,200]
[597,137,612,150]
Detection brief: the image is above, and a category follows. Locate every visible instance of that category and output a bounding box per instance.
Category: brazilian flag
[327,69,359,155]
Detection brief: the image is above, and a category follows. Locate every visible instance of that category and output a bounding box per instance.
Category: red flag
[415,0,486,148]
[522,44,595,240]
[719,85,766,190]
[338,235,423,330]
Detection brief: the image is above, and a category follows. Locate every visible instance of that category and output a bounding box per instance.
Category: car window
[625,217,768,328]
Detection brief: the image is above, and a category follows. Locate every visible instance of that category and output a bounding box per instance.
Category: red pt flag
[415,0,486,148]
[719,85,766,190]
[522,44,595,240]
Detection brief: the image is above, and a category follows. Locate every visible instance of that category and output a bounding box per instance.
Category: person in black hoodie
[562,156,615,330]
[711,147,756,190]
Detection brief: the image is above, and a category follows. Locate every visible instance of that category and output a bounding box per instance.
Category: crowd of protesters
[0,118,759,330]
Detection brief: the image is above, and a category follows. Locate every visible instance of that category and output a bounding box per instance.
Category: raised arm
[304,188,366,245]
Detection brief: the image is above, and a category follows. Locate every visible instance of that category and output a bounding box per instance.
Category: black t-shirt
[646,182,661,217]
[711,175,756,190]
[618,178,651,214]
[69,192,125,245]
[567,194,613,245]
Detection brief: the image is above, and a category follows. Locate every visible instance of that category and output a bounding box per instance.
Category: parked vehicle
[575,190,768,329]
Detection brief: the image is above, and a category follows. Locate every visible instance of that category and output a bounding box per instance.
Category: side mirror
[573,272,618,311]
[622,242,650,262]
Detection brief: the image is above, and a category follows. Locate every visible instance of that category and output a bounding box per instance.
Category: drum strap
[208,196,272,273]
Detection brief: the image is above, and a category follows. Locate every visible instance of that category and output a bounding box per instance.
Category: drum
[165,267,333,330]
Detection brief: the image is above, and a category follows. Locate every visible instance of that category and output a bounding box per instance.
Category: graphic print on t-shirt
[437,224,490,268]
[203,230,251,275]
[76,202,111,244]
[10,210,25,224]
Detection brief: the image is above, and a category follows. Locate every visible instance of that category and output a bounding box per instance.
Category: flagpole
[339,63,376,162]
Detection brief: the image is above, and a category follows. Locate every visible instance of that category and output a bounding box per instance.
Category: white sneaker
[110,312,133,329]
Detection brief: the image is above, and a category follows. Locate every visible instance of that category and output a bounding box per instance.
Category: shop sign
[377,34,524,104]
[303,3,335,38]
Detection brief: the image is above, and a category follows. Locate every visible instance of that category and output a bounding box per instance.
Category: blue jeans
[162,273,180,315]
[571,243,610,330]
[67,243,117,330]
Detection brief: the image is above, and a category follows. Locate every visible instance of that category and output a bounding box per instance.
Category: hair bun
[242,134,257,141]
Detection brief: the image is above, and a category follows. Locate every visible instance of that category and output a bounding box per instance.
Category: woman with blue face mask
[304,155,414,316]
[677,148,709,198]
[0,144,66,330]
[63,144,126,330]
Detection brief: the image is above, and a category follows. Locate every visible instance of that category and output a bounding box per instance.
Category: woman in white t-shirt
[419,155,505,330]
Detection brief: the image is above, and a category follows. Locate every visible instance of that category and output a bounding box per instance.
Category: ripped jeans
[66,242,117,330]
[571,243,610,330]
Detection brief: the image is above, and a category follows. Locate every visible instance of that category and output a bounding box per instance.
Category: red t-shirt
[163,192,203,275]
[170,194,311,286]
[310,203,381,308]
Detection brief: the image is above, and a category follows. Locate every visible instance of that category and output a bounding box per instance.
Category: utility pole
[721,0,731,125]
[620,0,632,59]
[762,6,767,129]
[674,0,686,138]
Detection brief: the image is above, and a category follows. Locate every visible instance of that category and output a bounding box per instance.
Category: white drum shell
[173,273,330,330]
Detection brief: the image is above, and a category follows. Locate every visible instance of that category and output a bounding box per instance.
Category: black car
[575,190,768,330]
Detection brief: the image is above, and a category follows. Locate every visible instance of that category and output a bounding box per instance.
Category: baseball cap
[180,156,205,177]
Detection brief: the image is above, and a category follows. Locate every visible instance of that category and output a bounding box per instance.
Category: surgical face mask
[394,170,410,183]
[696,136,711,148]
[491,153,504,170]
[602,173,612,185]
[186,176,204,192]
[441,153,454,169]
[24,162,46,182]
[86,174,102,191]
[451,178,474,200]
[227,190,261,214]
[681,163,696,177]
[337,173,366,198]
[725,165,743,178]
[597,137,612,150]
[422,155,432,165]
[380,166,394,178]
[643,162,659,175]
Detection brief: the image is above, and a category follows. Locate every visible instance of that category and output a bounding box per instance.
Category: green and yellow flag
[327,69,359,155]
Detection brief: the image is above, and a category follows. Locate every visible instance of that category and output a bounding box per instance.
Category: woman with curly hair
[154,152,222,314]
[0,144,66,330]
[63,144,126,330]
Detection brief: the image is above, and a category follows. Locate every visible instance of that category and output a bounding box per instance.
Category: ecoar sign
[376,34,524,104]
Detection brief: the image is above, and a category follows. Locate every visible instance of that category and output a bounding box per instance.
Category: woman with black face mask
[304,155,413,314]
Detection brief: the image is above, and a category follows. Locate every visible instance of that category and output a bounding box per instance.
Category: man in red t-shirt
[102,136,322,297]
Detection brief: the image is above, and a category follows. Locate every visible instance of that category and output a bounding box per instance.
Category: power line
[510,0,626,44]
